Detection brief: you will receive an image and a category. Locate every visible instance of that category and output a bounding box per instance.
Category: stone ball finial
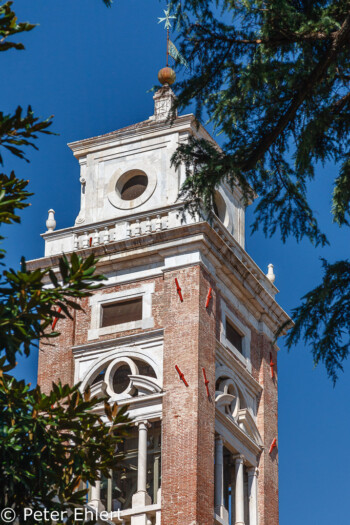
[266,263,276,284]
[158,66,176,85]
[46,209,56,232]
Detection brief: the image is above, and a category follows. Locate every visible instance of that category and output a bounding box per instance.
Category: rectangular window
[226,318,243,354]
[101,298,142,328]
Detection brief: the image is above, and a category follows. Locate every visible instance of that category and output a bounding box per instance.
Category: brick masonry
[37,263,279,525]
[161,265,216,525]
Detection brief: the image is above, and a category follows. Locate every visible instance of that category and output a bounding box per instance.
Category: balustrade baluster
[103,227,109,244]
[155,215,162,231]
[93,229,99,246]
[82,232,89,248]
[135,219,141,236]
[145,217,151,234]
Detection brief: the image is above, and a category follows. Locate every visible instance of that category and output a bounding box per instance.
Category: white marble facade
[42,86,246,257]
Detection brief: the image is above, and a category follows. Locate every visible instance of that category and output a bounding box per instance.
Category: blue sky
[2,1,349,524]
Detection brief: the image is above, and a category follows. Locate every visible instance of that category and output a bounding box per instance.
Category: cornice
[216,409,263,457]
[72,328,164,356]
[67,114,196,158]
[28,221,292,334]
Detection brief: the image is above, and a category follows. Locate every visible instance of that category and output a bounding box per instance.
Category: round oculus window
[213,191,227,225]
[119,174,148,201]
[108,169,156,210]
[112,364,131,394]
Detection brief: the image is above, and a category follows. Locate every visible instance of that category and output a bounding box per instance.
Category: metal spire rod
[158,4,176,67]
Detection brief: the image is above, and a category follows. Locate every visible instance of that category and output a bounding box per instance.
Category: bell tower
[30,72,290,525]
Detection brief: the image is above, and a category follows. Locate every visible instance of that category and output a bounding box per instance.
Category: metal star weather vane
[158,5,176,30]
[158,4,176,66]
[158,4,188,68]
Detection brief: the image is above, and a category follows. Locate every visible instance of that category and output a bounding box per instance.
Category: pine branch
[286,259,350,384]
[241,14,350,171]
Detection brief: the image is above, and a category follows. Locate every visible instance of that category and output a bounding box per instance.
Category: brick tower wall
[37,311,76,391]
[255,334,279,525]
[37,263,279,525]
[161,265,217,525]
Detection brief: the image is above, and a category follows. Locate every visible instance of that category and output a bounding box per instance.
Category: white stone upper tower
[42,85,246,257]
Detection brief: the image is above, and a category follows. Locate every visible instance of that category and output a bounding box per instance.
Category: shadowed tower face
[32,78,290,525]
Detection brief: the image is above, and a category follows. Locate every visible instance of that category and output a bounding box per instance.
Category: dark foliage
[170,0,350,381]
[0,1,131,522]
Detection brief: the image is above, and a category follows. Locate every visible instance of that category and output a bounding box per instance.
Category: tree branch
[241,14,350,171]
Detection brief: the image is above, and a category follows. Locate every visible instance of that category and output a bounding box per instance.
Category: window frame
[100,297,143,328]
[107,168,157,211]
[88,283,155,340]
[225,317,244,355]
[221,301,251,370]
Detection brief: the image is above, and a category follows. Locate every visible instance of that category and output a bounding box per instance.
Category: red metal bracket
[51,307,62,331]
[205,287,213,308]
[269,438,277,454]
[175,365,188,387]
[175,278,183,302]
[269,353,275,379]
[202,367,210,397]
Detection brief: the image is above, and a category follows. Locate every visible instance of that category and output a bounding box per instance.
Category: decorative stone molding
[88,283,155,341]
[215,377,240,418]
[215,371,262,450]
[153,85,177,122]
[237,409,263,447]
[129,375,163,395]
[46,209,56,232]
[75,215,85,225]
[215,409,262,465]
[81,354,161,403]
[107,168,157,211]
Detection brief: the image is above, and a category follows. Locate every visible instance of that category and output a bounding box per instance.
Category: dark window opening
[91,369,106,386]
[226,318,243,354]
[213,192,226,224]
[101,298,142,328]
[120,175,148,201]
[100,421,161,512]
[112,364,132,394]
[215,444,250,525]
[134,359,157,379]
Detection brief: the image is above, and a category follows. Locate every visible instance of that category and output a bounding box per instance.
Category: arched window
[215,376,247,419]
[85,356,161,401]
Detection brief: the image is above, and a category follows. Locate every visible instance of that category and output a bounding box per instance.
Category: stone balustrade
[41,205,275,299]
[42,204,188,257]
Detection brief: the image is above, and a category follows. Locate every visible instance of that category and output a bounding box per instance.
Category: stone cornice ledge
[67,114,196,157]
[72,329,164,356]
[28,222,291,334]
[216,409,263,458]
